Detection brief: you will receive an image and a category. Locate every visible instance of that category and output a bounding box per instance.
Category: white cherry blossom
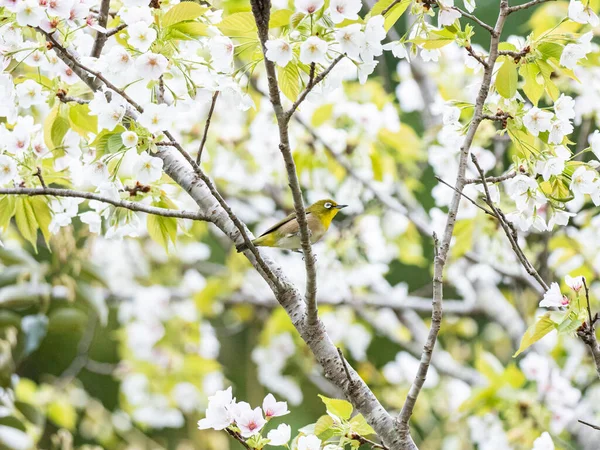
[265,39,293,67]
[300,37,328,65]
[133,152,163,184]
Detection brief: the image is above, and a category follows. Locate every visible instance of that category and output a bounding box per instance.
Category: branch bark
[0,187,209,221]
[250,0,319,326]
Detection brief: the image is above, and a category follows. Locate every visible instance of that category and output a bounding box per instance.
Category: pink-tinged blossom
[295,0,324,14]
[539,282,569,308]
[565,275,584,292]
[523,107,553,136]
[334,24,365,60]
[262,394,289,419]
[328,0,361,24]
[236,406,266,438]
[135,52,168,80]
[300,37,328,65]
[265,39,293,67]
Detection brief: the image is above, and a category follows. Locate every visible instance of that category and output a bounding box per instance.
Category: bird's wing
[258,211,311,237]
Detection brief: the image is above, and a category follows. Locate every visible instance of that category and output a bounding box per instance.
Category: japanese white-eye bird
[236,199,347,252]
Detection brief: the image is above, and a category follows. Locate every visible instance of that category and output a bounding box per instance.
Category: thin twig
[57,315,97,387]
[350,433,390,450]
[397,0,512,439]
[0,187,210,221]
[465,45,489,68]
[285,55,345,122]
[452,6,496,35]
[470,154,549,292]
[56,91,90,104]
[464,171,517,184]
[250,0,319,325]
[583,278,594,330]
[397,232,442,428]
[34,167,47,189]
[578,419,600,431]
[294,114,433,235]
[225,429,251,450]
[506,0,556,14]
[104,23,128,38]
[196,91,219,165]
[435,176,494,216]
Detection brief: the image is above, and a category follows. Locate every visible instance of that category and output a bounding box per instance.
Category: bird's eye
[324,202,332,209]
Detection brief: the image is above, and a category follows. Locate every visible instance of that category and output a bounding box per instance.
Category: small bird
[237,199,347,252]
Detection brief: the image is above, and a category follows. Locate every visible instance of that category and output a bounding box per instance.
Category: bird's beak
[335,204,348,209]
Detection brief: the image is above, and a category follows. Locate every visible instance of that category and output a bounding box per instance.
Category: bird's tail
[236,242,249,253]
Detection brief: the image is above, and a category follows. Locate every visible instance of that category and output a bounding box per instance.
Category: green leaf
[513,313,556,357]
[520,63,544,106]
[318,395,353,420]
[496,58,518,98]
[217,12,257,34]
[29,197,52,247]
[314,414,334,438]
[43,105,69,150]
[413,28,456,49]
[277,63,300,102]
[168,21,209,39]
[163,2,208,27]
[349,414,376,436]
[0,196,16,231]
[536,60,559,101]
[269,9,293,28]
[311,103,333,127]
[147,212,177,251]
[538,42,563,61]
[383,0,411,31]
[47,400,77,430]
[290,12,305,28]
[14,198,39,251]
[68,103,97,138]
[107,133,125,154]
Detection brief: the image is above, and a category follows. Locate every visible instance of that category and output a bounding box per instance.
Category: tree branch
[250,0,319,327]
[41,27,281,290]
[196,91,219,165]
[0,187,210,221]
[470,154,549,291]
[452,6,496,34]
[90,0,111,57]
[285,55,345,121]
[506,0,556,14]
[396,0,511,439]
[397,233,442,429]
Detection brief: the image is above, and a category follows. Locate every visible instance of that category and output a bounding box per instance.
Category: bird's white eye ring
[324,202,332,209]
